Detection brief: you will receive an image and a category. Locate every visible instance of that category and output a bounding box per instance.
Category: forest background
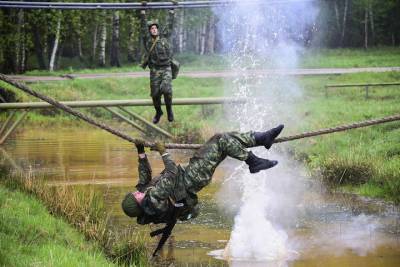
[1,0,400,74]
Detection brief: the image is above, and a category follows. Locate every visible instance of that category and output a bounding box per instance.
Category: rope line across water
[0,73,399,149]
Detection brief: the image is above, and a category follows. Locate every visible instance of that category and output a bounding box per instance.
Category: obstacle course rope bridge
[1,73,400,149]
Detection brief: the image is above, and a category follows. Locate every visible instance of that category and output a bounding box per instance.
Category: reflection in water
[2,127,400,266]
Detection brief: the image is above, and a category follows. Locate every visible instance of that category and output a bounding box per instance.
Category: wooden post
[365,85,369,99]
[0,110,28,145]
[103,107,146,133]
[118,107,173,139]
[0,111,16,137]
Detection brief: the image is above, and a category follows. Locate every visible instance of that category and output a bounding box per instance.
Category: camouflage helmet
[147,19,159,30]
[121,192,143,217]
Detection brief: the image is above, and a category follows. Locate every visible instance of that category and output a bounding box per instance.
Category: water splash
[213,0,317,262]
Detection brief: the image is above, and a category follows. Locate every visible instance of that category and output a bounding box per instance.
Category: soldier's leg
[184,130,282,192]
[150,69,163,124]
[161,68,174,122]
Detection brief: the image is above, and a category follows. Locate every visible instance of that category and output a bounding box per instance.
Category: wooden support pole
[0,97,246,110]
[103,107,146,133]
[0,147,23,172]
[0,110,28,145]
[0,110,16,137]
[118,107,173,139]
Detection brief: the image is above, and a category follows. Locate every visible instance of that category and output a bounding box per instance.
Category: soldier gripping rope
[121,125,284,256]
[140,1,179,124]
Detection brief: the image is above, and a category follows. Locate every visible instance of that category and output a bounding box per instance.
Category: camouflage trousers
[150,66,172,98]
[183,131,257,193]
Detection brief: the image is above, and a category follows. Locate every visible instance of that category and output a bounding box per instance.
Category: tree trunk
[98,11,107,67]
[334,1,341,31]
[16,9,26,73]
[127,13,135,62]
[369,2,375,45]
[206,14,215,54]
[177,10,184,53]
[194,30,200,54]
[200,22,206,55]
[110,11,120,67]
[92,23,98,63]
[340,0,349,47]
[49,12,61,72]
[183,28,187,52]
[33,25,46,69]
[364,6,368,49]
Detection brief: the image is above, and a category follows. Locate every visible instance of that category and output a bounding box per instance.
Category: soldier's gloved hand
[152,141,166,155]
[140,10,146,15]
[135,139,146,154]
[169,9,175,14]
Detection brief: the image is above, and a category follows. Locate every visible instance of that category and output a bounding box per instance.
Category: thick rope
[1,73,399,149]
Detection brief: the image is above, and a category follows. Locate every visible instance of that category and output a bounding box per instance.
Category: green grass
[21,47,400,76]
[0,168,150,266]
[0,184,114,267]
[293,71,400,202]
[1,76,226,141]
[299,47,400,68]
[2,52,400,202]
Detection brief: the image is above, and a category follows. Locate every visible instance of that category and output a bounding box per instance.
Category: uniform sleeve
[163,10,175,38]
[136,155,152,192]
[161,153,178,175]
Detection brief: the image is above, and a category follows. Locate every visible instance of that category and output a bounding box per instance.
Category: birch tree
[49,11,62,72]
[98,10,107,67]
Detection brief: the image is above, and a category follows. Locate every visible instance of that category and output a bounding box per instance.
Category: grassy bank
[294,71,400,202]
[21,47,400,76]
[1,55,399,202]
[0,76,226,142]
[0,184,114,267]
[0,168,149,266]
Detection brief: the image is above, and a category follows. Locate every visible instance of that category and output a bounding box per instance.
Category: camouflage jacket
[140,11,174,69]
[135,154,198,225]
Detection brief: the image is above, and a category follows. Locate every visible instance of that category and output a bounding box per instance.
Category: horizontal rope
[1,73,399,150]
[0,0,315,10]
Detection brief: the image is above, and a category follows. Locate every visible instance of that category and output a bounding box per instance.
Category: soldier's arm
[161,153,178,175]
[163,9,175,38]
[136,154,152,192]
[153,141,178,175]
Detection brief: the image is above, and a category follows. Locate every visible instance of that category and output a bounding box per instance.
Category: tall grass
[0,166,150,266]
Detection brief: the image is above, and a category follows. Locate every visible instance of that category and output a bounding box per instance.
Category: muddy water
[2,127,400,267]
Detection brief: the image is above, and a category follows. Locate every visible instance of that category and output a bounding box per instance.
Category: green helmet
[147,19,159,30]
[121,193,143,217]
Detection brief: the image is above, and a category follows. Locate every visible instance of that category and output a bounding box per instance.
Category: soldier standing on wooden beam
[140,1,179,124]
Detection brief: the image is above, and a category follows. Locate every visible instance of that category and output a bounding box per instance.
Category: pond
[2,127,399,267]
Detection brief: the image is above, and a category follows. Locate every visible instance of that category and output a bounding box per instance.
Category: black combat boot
[254,124,284,149]
[245,151,278,173]
[164,94,174,122]
[152,96,163,124]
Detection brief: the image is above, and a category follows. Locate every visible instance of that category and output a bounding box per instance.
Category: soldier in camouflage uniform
[121,125,284,225]
[140,6,175,124]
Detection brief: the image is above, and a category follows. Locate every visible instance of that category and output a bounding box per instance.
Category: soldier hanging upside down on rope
[121,125,284,256]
